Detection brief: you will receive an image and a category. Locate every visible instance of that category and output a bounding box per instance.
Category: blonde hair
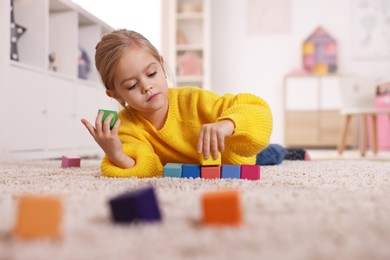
[95,29,165,92]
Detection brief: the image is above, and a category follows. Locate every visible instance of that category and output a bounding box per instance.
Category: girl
[81,29,273,178]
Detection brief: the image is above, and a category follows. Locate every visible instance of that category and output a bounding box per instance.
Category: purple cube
[109,186,162,223]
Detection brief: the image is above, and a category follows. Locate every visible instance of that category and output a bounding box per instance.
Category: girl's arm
[101,140,164,178]
[196,90,273,158]
[81,111,135,168]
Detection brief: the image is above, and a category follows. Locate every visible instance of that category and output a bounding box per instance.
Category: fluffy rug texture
[1,159,390,260]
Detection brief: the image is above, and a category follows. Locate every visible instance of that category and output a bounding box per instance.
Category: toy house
[302,26,337,75]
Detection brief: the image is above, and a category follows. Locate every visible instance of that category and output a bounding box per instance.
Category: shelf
[177,13,203,19]
[1,0,116,161]
[165,0,210,89]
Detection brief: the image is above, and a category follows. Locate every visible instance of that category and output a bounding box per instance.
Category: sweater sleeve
[215,93,273,157]
[100,139,163,178]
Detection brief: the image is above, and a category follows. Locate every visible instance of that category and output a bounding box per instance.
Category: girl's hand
[81,111,135,168]
[197,119,235,160]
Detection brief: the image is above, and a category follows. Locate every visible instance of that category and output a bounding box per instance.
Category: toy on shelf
[302,26,337,75]
[177,51,203,76]
[10,0,27,61]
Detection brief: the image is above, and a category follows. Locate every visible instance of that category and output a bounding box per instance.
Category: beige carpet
[1,159,390,260]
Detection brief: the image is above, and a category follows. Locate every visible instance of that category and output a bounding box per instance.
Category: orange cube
[202,190,242,226]
[201,165,221,179]
[13,195,62,239]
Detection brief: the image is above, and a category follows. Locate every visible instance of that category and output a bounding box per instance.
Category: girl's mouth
[147,93,160,102]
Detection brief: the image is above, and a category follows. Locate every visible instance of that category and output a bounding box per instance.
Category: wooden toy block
[182,164,201,179]
[109,186,161,223]
[241,165,260,180]
[221,164,241,179]
[201,165,221,179]
[13,195,62,239]
[61,156,81,168]
[99,109,118,129]
[199,152,221,166]
[202,190,242,226]
[164,163,183,178]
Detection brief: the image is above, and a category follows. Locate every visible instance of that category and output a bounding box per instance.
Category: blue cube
[164,163,183,178]
[182,164,201,179]
[221,165,241,179]
[109,186,162,223]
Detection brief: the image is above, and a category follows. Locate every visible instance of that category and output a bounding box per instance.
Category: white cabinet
[46,76,75,150]
[0,0,116,161]
[7,66,46,152]
[284,75,357,147]
[163,0,210,89]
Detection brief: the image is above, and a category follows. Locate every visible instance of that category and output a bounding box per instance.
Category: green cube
[99,109,118,129]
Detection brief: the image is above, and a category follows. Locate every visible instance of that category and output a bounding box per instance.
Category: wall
[209,0,390,145]
[71,0,162,49]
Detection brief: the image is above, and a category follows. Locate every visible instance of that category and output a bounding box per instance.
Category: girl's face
[110,47,169,118]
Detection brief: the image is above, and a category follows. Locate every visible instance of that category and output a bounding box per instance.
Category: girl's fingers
[210,131,219,159]
[202,127,211,159]
[95,110,104,132]
[81,119,96,138]
[197,129,204,154]
[111,118,121,135]
[102,113,114,133]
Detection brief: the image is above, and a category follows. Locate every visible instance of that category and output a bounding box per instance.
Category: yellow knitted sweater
[101,87,273,178]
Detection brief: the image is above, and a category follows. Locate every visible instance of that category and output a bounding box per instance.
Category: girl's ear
[159,56,167,78]
[106,89,115,98]
[106,90,125,104]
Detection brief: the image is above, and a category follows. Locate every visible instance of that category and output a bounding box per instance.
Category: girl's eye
[148,71,157,77]
[128,83,136,90]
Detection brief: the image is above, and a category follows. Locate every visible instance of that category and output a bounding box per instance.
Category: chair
[337,76,390,156]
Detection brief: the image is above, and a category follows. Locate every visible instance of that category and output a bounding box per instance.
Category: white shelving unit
[0,0,117,161]
[284,75,357,147]
[163,0,210,89]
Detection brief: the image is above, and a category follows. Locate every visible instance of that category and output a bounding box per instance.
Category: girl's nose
[143,86,153,94]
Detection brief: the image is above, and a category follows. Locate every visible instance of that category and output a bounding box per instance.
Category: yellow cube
[200,152,221,166]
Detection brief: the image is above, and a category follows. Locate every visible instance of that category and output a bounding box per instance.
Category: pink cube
[241,165,260,180]
[61,156,81,168]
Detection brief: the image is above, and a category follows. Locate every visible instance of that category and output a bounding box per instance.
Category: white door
[7,66,46,151]
[46,75,75,150]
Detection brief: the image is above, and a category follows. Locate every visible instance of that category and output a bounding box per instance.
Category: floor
[307,148,390,161]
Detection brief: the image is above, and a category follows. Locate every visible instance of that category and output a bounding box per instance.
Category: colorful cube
[199,152,221,166]
[109,186,161,223]
[13,195,62,239]
[241,165,260,180]
[99,109,118,129]
[164,163,183,178]
[201,165,221,179]
[182,164,201,179]
[202,190,242,226]
[221,164,241,179]
[61,156,81,168]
